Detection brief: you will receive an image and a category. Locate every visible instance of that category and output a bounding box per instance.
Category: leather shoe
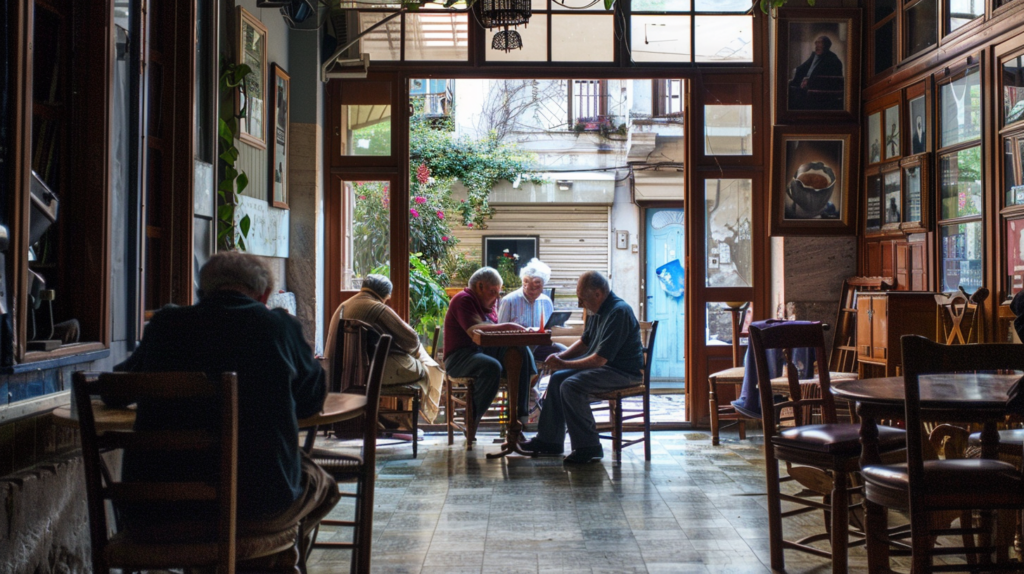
[563,445,603,464]
[520,438,564,455]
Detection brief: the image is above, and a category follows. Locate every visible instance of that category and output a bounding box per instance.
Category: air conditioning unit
[322,9,370,80]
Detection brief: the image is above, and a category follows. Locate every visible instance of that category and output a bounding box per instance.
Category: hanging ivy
[217,60,252,251]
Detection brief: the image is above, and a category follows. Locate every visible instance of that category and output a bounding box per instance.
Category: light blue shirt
[497,288,554,329]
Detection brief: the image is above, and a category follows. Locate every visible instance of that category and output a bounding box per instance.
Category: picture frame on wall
[268,64,290,209]
[864,169,882,235]
[900,154,930,233]
[771,124,859,236]
[774,9,861,124]
[882,164,902,230]
[867,111,882,164]
[237,8,267,149]
[909,95,927,154]
[884,104,901,160]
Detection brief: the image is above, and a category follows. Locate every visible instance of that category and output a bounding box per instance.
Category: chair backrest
[640,321,659,384]
[748,321,834,437]
[899,335,1024,493]
[935,286,989,345]
[430,325,441,362]
[330,318,383,393]
[74,371,239,574]
[357,333,392,481]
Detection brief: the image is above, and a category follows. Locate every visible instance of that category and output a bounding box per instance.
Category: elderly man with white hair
[443,267,537,431]
[497,257,566,362]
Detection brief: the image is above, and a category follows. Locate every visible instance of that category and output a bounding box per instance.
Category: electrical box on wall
[616,230,629,249]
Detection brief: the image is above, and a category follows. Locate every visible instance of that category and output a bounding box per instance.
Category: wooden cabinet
[856,292,937,376]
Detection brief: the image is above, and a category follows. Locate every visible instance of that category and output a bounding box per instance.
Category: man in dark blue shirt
[114,251,338,560]
[522,271,644,463]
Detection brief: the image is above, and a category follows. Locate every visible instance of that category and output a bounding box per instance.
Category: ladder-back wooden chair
[830,276,894,375]
[75,371,299,574]
[592,321,658,461]
[935,286,989,345]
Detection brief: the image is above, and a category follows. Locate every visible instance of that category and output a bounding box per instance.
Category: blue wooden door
[645,209,686,383]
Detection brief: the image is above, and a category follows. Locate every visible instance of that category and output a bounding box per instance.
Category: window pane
[695,16,753,63]
[632,0,690,11]
[485,18,548,61]
[906,0,937,58]
[553,0,610,10]
[940,67,981,147]
[404,13,468,61]
[940,146,982,220]
[551,15,614,61]
[904,165,923,224]
[349,181,391,288]
[706,303,739,346]
[695,0,750,12]
[630,15,691,63]
[705,179,752,287]
[1006,138,1024,206]
[948,0,984,32]
[343,105,391,156]
[1008,219,1024,297]
[874,19,895,75]
[940,221,982,293]
[704,105,752,155]
[359,12,402,61]
[1003,54,1024,125]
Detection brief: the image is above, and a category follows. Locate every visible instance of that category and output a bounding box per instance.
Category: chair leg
[910,508,932,574]
[465,384,475,451]
[355,473,375,574]
[709,386,720,446]
[830,470,849,574]
[412,392,420,459]
[864,498,890,573]
[764,449,785,571]
[643,391,651,462]
[612,399,622,461]
[738,420,746,440]
[446,379,454,447]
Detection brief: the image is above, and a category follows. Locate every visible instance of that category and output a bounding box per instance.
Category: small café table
[54,392,367,452]
[832,374,1019,571]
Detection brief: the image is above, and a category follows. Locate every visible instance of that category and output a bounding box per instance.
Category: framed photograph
[882,165,902,230]
[237,8,267,149]
[771,125,859,235]
[884,104,901,160]
[1007,218,1024,296]
[865,169,882,235]
[483,236,538,274]
[909,95,927,154]
[775,9,861,123]
[1003,134,1024,206]
[867,111,882,164]
[901,154,930,233]
[268,64,290,209]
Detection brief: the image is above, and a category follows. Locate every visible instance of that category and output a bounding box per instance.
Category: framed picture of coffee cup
[771,124,859,236]
[774,9,861,124]
[900,154,930,233]
[881,164,902,230]
[268,63,290,209]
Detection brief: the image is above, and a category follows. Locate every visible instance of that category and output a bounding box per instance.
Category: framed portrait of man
[867,111,882,164]
[775,9,861,123]
[909,95,927,154]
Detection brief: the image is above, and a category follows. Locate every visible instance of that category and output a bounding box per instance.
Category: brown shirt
[325,289,420,355]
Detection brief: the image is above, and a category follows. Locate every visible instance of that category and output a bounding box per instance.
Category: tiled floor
[306,427,894,574]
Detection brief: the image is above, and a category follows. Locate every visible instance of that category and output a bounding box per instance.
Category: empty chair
[74,371,299,574]
[749,320,906,574]
[307,333,392,574]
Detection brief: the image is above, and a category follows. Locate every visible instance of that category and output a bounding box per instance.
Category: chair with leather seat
[306,333,392,574]
[749,320,906,574]
[74,370,299,574]
[861,335,1024,573]
[591,321,658,461]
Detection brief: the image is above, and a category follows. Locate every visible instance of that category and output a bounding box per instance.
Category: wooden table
[470,329,551,459]
[53,392,366,447]
[832,374,1019,571]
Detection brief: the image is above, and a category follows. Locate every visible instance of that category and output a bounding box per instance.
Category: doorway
[645,208,687,389]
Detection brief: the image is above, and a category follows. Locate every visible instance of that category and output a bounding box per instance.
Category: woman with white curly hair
[498,258,566,361]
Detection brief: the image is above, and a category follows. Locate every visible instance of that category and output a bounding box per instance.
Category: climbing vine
[217,60,252,250]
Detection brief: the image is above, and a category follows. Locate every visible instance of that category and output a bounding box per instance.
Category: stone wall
[0,456,90,574]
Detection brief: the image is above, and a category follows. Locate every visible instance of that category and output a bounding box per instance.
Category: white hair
[519,258,551,284]
[198,250,274,300]
[469,267,502,289]
[362,274,393,298]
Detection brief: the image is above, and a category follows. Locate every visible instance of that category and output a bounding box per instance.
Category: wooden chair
[861,335,1024,573]
[307,333,392,574]
[830,276,893,375]
[709,302,751,446]
[74,371,298,574]
[749,320,906,574]
[935,286,989,345]
[328,317,423,457]
[592,321,658,461]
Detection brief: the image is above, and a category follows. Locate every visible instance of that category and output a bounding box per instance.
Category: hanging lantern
[479,0,530,52]
[491,30,523,52]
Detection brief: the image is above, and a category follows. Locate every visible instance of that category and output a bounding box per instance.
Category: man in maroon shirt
[443,267,536,432]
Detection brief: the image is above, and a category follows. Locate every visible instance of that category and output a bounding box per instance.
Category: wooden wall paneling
[896,242,909,289]
[865,240,882,277]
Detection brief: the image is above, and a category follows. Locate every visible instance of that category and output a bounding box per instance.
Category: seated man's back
[115,253,326,523]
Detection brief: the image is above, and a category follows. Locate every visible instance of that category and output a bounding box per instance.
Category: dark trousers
[445,345,537,422]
